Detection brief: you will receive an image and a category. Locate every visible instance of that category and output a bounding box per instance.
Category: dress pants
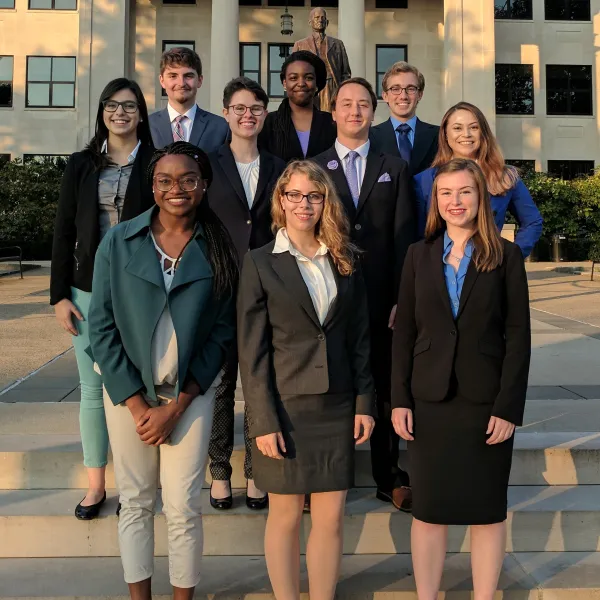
[104,385,216,587]
[208,342,252,481]
[369,325,410,491]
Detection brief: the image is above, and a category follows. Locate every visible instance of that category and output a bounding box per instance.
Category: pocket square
[378,172,392,183]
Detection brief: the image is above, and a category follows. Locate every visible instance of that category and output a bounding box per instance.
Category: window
[163,0,195,5]
[0,56,13,107]
[239,0,261,5]
[506,159,536,174]
[495,64,534,115]
[310,0,338,5]
[494,0,533,19]
[240,43,261,84]
[26,57,76,108]
[29,0,76,9]
[0,0,15,8]
[376,45,407,98]
[546,65,592,116]
[548,160,594,179]
[0,154,10,166]
[375,0,408,7]
[268,43,293,98]
[161,42,195,97]
[23,154,70,167]
[545,0,590,20]
[267,0,303,6]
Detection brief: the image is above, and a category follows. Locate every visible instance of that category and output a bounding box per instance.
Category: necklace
[449,252,462,263]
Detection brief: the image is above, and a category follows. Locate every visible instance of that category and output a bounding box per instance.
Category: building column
[210,0,239,114]
[443,0,496,131]
[338,0,365,78]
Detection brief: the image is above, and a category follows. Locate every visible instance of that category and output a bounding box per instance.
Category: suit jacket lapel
[430,235,456,323]
[324,148,356,219]
[410,119,435,175]
[356,151,384,215]
[78,168,101,256]
[271,252,321,329]
[306,109,325,158]
[125,234,165,290]
[253,150,274,209]
[456,260,480,319]
[218,145,248,210]
[322,258,348,329]
[170,237,214,292]
[158,109,174,147]
[382,119,401,157]
[190,106,209,148]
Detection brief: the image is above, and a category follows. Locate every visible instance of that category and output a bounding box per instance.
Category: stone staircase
[1,397,600,598]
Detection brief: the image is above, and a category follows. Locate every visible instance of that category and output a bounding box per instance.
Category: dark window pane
[0,82,12,107]
[163,0,196,4]
[28,57,52,81]
[495,64,534,115]
[242,70,260,82]
[0,0,15,7]
[52,83,74,106]
[0,56,13,80]
[546,64,592,116]
[163,41,195,52]
[242,44,260,71]
[269,73,284,97]
[28,82,50,106]
[506,159,536,174]
[54,0,77,8]
[310,0,338,6]
[239,0,261,5]
[495,0,533,19]
[548,160,594,180]
[376,45,408,97]
[545,0,590,20]
[375,0,408,7]
[267,0,304,6]
[570,90,593,115]
[52,57,76,81]
[29,0,52,7]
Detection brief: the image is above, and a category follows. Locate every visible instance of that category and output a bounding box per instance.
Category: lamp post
[280,3,294,59]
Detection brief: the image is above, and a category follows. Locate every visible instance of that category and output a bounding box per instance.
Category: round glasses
[153,175,201,192]
[385,85,420,96]
[103,100,139,113]
[284,191,325,204]
[228,104,266,117]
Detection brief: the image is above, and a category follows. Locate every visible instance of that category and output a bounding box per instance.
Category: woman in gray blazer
[238,160,375,600]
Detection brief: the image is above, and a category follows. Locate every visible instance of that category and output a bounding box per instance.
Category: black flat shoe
[75,491,106,520]
[376,488,393,503]
[246,489,268,511]
[210,481,233,510]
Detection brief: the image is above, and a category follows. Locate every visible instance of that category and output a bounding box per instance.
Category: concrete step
[0,486,599,557]
[0,552,599,599]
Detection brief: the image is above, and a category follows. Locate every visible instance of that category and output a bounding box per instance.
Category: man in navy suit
[370,62,439,177]
[150,47,229,153]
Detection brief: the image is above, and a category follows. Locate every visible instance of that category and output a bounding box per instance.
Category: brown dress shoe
[392,486,412,513]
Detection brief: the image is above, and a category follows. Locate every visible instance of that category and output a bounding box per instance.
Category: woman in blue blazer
[413,102,543,257]
[88,142,237,599]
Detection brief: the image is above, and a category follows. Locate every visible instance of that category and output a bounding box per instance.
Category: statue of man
[293,7,351,112]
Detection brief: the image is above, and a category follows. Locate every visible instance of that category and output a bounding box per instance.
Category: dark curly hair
[147,142,238,298]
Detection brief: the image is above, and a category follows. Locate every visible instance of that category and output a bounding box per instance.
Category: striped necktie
[173,115,187,142]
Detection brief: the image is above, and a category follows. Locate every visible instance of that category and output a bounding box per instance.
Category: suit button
[355,224,362,231]
[317,333,325,341]
[246,220,252,225]
[451,330,456,336]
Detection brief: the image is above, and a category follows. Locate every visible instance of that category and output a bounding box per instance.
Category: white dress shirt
[167,103,197,142]
[272,228,337,325]
[236,156,260,208]
[335,138,370,190]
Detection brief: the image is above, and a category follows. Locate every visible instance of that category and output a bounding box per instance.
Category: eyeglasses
[284,191,325,204]
[103,100,139,113]
[228,104,266,117]
[153,175,201,192]
[385,85,420,96]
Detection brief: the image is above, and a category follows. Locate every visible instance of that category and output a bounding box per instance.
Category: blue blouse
[443,231,473,319]
[413,167,543,258]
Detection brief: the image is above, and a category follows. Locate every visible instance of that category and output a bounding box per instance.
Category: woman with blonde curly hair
[238,160,376,600]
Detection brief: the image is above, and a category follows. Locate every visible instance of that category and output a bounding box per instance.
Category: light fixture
[280,5,294,37]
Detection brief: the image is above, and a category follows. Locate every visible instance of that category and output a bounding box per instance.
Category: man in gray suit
[150,47,229,153]
[293,7,351,112]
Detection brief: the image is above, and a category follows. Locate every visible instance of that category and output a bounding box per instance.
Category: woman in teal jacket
[88,142,237,600]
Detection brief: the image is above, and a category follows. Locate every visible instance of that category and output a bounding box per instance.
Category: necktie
[345,151,360,208]
[173,115,187,142]
[396,123,412,164]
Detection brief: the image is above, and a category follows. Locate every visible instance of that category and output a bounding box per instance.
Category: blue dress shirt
[390,115,417,149]
[443,231,473,319]
[413,167,543,258]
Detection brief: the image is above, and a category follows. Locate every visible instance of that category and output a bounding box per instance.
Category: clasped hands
[256,414,376,460]
[391,408,515,444]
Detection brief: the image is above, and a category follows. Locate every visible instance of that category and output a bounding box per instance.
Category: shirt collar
[390,114,418,134]
[272,228,329,260]
[443,231,474,259]
[167,103,197,124]
[100,139,141,164]
[335,139,370,161]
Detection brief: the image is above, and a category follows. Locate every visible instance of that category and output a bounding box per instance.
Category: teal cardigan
[88,206,236,406]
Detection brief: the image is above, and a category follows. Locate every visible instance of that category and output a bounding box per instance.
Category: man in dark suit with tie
[313,77,416,512]
[149,47,229,153]
[370,62,439,177]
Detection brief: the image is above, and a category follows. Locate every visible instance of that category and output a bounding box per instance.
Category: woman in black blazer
[391,159,531,598]
[238,160,375,600]
[258,50,337,163]
[50,78,155,520]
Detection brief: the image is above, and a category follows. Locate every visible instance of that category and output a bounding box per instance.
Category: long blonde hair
[433,102,517,196]
[425,158,504,273]
[271,160,357,276]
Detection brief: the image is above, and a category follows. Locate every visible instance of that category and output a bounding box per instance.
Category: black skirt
[252,392,355,494]
[409,391,515,525]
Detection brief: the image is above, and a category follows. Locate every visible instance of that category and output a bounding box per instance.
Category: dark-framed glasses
[284,191,325,204]
[153,175,201,192]
[228,104,266,117]
[103,100,139,113]
[385,85,420,96]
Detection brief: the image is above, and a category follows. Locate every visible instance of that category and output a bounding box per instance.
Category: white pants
[104,386,216,587]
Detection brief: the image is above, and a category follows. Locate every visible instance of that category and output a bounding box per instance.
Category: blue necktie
[396,123,412,164]
[345,151,360,207]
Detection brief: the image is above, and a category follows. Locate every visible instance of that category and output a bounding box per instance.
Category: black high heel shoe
[74,491,106,520]
[210,481,233,510]
[246,483,268,511]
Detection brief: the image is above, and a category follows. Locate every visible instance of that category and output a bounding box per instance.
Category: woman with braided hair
[88,141,237,600]
[258,50,337,163]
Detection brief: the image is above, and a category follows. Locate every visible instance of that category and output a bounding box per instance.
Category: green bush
[0,157,67,259]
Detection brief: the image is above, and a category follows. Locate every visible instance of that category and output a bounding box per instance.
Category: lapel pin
[327,160,339,170]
